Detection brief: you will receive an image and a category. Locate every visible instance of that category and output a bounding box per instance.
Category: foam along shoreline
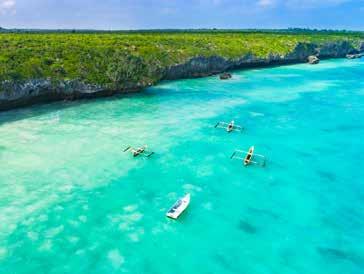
[0,40,363,111]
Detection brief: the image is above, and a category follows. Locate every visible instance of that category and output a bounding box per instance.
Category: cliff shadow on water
[0,89,162,125]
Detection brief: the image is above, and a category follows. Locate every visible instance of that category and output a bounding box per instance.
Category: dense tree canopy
[0,31,363,90]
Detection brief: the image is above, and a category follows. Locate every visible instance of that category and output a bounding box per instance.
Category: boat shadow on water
[166,209,191,223]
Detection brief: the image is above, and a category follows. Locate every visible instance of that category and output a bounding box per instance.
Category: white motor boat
[166,193,191,219]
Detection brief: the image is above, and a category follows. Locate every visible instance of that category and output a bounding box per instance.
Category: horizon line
[1,27,364,33]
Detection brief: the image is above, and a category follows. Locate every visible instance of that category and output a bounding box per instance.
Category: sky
[0,0,364,30]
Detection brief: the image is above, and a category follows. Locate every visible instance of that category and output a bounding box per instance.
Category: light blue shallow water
[0,58,364,274]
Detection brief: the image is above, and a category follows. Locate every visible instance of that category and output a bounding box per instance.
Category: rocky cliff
[0,40,363,111]
[0,79,147,111]
[163,41,360,79]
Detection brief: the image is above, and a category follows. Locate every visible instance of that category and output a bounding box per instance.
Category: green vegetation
[0,31,363,89]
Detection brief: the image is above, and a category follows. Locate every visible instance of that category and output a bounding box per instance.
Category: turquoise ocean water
[0,58,364,274]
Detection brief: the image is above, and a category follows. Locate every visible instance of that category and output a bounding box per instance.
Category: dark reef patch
[323,124,364,133]
[317,170,336,182]
[238,220,257,234]
[337,124,364,132]
[212,253,236,272]
[294,149,314,158]
[247,206,280,220]
[318,247,349,259]
[317,247,364,267]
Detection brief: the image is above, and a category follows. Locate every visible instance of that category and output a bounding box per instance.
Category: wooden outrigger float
[123,145,154,158]
[215,120,243,133]
[231,146,266,167]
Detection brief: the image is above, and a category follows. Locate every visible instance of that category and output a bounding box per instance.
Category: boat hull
[166,194,190,219]
[244,146,255,166]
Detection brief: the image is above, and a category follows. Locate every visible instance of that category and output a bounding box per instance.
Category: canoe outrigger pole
[215,120,243,133]
[231,146,266,167]
[123,145,154,158]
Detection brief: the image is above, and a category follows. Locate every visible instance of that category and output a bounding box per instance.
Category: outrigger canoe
[132,146,146,157]
[226,121,235,133]
[244,146,254,166]
[123,145,154,158]
[215,121,243,133]
[166,194,190,219]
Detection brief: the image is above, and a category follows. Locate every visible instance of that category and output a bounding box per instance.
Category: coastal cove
[1,58,364,273]
[0,32,363,111]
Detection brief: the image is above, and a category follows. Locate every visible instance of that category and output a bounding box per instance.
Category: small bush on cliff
[20,57,45,79]
[106,51,147,89]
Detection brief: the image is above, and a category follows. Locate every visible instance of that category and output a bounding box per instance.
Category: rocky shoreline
[1,40,363,111]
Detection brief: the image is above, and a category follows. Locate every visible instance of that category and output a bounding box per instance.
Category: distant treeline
[0,27,363,35]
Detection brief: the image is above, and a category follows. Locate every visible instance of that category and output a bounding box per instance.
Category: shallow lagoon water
[0,58,364,274]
